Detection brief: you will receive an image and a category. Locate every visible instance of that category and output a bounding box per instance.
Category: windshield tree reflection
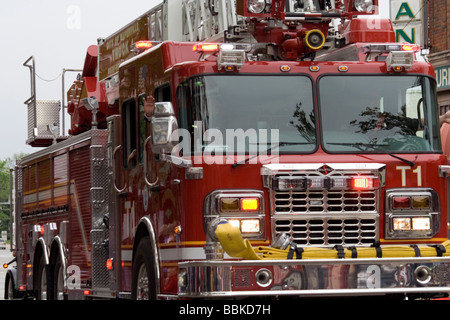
[176,75,316,155]
[319,76,440,153]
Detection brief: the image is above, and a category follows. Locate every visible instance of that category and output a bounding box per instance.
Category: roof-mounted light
[193,43,220,52]
[193,43,247,71]
[131,40,158,53]
[386,51,414,72]
[218,48,245,71]
[354,0,374,13]
[248,0,266,13]
[360,43,420,54]
[401,44,421,52]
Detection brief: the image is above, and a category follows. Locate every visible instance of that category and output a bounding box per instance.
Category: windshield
[176,75,316,155]
[319,75,440,153]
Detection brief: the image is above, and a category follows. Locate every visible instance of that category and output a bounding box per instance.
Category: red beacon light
[132,41,154,53]
[193,43,220,52]
[401,44,420,52]
[351,176,379,190]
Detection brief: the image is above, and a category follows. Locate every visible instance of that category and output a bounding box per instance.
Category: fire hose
[214,221,450,260]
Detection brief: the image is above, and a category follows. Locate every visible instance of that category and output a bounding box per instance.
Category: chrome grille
[273,216,378,246]
[268,168,381,247]
[273,189,377,214]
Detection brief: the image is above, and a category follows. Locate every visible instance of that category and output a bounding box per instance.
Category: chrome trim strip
[179,256,450,298]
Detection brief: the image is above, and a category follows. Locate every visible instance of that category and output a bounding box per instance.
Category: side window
[176,83,188,131]
[122,98,137,169]
[137,84,171,164]
[138,94,148,164]
[155,84,171,103]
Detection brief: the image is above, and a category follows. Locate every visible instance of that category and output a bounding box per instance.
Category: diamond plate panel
[27,100,61,139]
[91,229,110,288]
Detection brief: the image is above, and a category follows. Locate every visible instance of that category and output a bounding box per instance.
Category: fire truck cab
[5,0,450,300]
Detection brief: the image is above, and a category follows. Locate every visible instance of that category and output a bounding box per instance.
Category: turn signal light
[220,198,239,211]
[412,196,430,209]
[391,195,431,210]
[241,198,259,211]
[220,197,260,212]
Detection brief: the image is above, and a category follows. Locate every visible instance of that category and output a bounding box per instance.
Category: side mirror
[151,102,178,155]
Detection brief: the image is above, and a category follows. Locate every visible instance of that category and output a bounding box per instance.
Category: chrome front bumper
[178,257,450,298]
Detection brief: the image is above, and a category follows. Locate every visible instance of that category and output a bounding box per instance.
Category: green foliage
[0,153,28,237]
[0,160,10,236]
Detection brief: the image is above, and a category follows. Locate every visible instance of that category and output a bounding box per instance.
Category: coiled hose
[214,221,450,260]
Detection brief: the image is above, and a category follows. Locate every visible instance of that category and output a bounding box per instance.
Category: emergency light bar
[359,43,418,71]
[131,40,160,53]
[193,43,249,71]
[272,175,379,192]
[193,43,219,52]
[135,40,153,50]
[360,43,420,54]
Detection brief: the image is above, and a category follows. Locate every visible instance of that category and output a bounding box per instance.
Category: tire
[34,254,48,300]
[53,257,66,300]
[5,273,16,300]
[5,271,24,300]
[131,236,157,300]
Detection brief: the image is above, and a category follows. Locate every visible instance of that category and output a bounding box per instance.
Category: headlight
[203,190,265,240]
[354,0,374,12]
[386,189,440,239]
[247,0,266,13]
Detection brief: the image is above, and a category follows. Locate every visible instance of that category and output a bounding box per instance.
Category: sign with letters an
[390,0,423,46]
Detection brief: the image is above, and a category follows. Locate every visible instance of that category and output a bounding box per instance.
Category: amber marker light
[240,198,260,211]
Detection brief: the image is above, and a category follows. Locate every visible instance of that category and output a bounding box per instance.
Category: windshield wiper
[231,142,313,168]
[327,142,415,167]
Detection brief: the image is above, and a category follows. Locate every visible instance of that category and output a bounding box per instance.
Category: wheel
[53,257,66,300]
[34,255,48,300]
[5,271,24,300]
[5,273,16,300]
[131,236,157,300]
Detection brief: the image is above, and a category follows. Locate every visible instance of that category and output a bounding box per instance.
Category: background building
[427,0,450,114]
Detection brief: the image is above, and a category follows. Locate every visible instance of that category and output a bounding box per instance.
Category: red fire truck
[5,0,450,300]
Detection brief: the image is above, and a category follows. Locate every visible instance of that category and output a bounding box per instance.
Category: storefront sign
[390,0,423,45]
[435,65,450,90]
